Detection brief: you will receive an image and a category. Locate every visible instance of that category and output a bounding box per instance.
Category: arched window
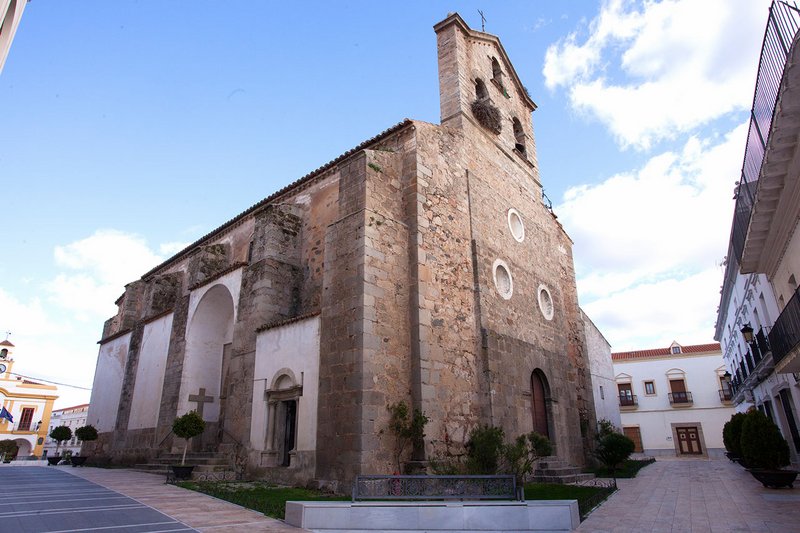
[513,118,525,154]
[491,57,502,83]
[475,78,488,101]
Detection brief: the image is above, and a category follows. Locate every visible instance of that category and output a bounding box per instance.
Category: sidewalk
[577,457,800,532]
[64,466,308,532]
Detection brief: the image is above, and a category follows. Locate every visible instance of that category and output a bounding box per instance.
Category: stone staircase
[530,456,595,484]
[133,451,235,479]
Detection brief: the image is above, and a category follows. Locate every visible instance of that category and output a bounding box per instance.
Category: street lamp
[740,324,754,343]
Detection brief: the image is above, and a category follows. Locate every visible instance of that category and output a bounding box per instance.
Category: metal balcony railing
[668,391,693,404]
[770,287,800,367]
[719,389,733,402]
[618,394,637,407]
[730,1,800,263]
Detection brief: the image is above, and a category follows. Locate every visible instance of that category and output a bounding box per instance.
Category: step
[534,466,583,477]
[531,472,596,484]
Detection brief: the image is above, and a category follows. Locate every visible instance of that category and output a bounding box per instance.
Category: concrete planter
[747,468,798,489]
[171,465,195,480]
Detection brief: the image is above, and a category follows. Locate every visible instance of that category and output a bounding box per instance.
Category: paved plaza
[578,457,800,533]
[1,458,798,532]
[0,464,305,533]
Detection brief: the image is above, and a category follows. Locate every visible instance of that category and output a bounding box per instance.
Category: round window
[507,208,525,242]
[538,284,554,320]
[493,259,513,300]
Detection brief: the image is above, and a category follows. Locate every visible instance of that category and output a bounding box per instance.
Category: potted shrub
[0,439,18,463]
[72,425,98,466]
[722,412,746,464]
[171,410,205,480]
[48,426,72,465]
[740,409,797,488]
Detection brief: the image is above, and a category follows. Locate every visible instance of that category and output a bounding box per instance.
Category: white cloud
[48,230,164,319]
[0,230,176,408]
[560,122,747,349]
[543,0,769,149]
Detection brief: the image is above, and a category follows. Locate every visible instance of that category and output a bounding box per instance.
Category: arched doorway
[180,284,235,432]
[14,438,31,457]
[530,369,551,438]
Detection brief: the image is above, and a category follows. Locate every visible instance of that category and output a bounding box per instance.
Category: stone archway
[179,284,235,441]
[14,438,31,457]
[530,369,553,440]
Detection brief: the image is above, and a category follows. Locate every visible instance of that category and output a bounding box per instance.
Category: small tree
[387,401,429,473]
[172,411,205,465]
[0,439,18,461]
[722,412,746,457]
[75,425,98,455]
[594,432,635,479]
[741,409,790,470]
[465,425,505,474]
[49,426,72,456]
[501,431,553,485]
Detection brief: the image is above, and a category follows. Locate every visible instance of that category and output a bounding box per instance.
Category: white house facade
[715,0,800,466]
[43,403,89,457]
[612,342,735,458]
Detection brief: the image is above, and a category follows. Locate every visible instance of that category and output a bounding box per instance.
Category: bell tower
[0,339,14,378]
[434,13,540,174]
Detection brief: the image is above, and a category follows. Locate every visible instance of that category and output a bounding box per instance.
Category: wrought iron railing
[719,389,733,402]
[756,326,772,356]
[668,392,693,404]
[770,287,800,367]
[730,1,800,263]
[618,394,637,407]
[352,475,518,501]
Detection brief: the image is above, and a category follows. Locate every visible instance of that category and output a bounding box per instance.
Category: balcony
[668,391,693,406]
[719,389,733,403]
[771,287,800,373]
[618,394,638,408]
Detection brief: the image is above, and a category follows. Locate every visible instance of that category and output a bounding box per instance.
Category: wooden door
[676,427,702,454]
[623,427,643,453]
[531,372,550,438]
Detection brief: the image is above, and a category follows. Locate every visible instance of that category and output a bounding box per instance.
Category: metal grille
[352,475,517,501]
[770,288,800,366]
[731,1,800,263]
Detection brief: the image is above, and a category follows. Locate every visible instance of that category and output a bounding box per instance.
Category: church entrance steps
[132,451,235,478]
[531,456,595,485]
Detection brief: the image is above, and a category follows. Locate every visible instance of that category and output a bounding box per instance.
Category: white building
[43,403,90,457]
[612,342,735,458]
[0,0,26,74]
[581,310,621,430]
[715,0,800,466]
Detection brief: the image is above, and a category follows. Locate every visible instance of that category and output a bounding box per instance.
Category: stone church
[87,13,597,489]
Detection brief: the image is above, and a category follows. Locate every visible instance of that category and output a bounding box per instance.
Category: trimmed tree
[49,425,72,456]
[75,425,98,456]
[172,411,205,465]
[740,409,790,470]
[594,432,635,479]
[722,412,746,457]
[0,439,18,461]
[465,425,505,474]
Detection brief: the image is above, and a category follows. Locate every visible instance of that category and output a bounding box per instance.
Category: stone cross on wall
[188,387,214,418]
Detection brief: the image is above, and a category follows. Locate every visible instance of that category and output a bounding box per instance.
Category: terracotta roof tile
[612,342,721,361]
[0,340,14,347]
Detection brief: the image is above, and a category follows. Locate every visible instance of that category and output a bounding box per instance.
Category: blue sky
[1,0,772,408]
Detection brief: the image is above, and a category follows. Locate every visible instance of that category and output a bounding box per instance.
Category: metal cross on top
[188,387,214,418]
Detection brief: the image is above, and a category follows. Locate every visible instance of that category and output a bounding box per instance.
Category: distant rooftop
[612,343,721,361]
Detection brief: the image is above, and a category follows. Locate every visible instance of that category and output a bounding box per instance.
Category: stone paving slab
[51,465,308,532]
[577,457,800,533]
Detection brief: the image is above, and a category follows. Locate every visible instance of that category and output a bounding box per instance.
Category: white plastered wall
[128,313,174,429]
[582,311,621,429]
[177,268,242,421]
[87,333,131,432]
[251,316,320,453]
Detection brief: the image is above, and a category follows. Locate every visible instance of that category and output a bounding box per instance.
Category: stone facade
[86,13,596,489]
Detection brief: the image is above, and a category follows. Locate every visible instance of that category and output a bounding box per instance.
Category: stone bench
[352,474,518,501]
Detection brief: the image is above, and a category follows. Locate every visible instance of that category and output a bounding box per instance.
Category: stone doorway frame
[670,422,708,458]
[263,368,302,468]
